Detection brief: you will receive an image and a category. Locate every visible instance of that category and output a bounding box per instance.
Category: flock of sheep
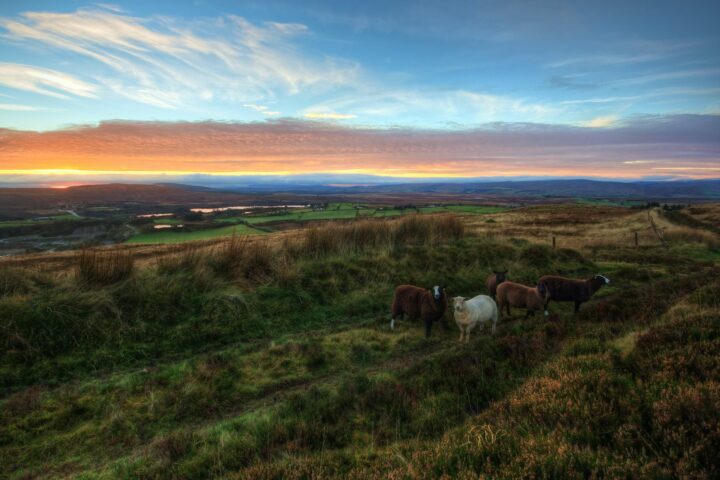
[390,272,610,342]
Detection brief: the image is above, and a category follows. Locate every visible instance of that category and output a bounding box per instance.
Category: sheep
[391,284,448,337]
[539,274,610,314]
[485,270,507,299]
[451,295,498,342]
[496,280,550,319]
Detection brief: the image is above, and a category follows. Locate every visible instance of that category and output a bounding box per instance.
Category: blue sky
[0,1,718,182]
[1,0,718,130]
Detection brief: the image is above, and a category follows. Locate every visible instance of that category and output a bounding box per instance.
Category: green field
[153,218,184,225]
[221,203,506,225]
[0,213,82,228]
[126,224,264,244]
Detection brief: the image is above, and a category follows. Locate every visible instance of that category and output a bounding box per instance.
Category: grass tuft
[76,248,134,285]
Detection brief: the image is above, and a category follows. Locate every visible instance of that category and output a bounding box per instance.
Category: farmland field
[0,213,82,228]
[223,203,507,226]
[1,204,718,479]
[126,224,265,244]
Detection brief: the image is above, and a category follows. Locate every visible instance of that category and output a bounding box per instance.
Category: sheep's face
[537,281,550,299]
[595,275,610,285]
[452,297,466,312]
[494,271,507,283]
[431,285,443,301]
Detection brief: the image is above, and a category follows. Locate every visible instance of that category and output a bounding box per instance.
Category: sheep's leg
[491,320,496,335]
[544,300,550,316]
[390,313,402,330]
[424,319,432,338]
[506,304,511,316]
[574,302,580,314]
[464,327,471,343]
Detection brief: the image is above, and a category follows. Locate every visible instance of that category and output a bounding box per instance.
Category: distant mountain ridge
[215,178,720,199]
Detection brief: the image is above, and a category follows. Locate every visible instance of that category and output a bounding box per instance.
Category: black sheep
[391,284,448,337]
[539,274,610,314]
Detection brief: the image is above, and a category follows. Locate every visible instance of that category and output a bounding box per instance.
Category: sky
[0,0,719,185]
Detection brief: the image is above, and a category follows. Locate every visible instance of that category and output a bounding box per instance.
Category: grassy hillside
[1,209,718,479]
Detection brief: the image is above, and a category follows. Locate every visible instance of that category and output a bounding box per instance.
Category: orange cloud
[1,115,719,179]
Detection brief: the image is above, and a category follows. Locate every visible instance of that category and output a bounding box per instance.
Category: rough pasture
[1,205,718,479]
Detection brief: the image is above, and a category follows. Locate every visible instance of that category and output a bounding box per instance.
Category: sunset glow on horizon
[0,1,718,184]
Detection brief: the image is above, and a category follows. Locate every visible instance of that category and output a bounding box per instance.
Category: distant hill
[0,179,717,217]
[218,178,720,200]
[0,184,326,217]
[334,179,720,199]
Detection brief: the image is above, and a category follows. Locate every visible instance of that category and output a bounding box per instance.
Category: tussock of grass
[76,248,134,285]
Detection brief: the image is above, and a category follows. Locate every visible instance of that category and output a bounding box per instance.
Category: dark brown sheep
[391,284,448,337]
[496,280,549,318]
[485,270,507,299]
[539,274,610,314]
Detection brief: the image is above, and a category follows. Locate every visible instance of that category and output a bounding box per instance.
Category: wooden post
[552,236,556,249]
[634,231,639,246]
[647,211,668,248]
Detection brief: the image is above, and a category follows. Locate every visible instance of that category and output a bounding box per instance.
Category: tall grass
[76,248,134,285]
[664,226,719,250]
[297,215,465,258]
[211,234,278,282]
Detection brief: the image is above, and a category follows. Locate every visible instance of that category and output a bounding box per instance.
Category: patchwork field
[1,204,718,479]
[125,224,266,244]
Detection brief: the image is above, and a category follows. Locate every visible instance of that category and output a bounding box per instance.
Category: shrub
[76,249,134,285]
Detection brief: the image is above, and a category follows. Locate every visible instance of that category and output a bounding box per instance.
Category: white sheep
[451,295,498,343]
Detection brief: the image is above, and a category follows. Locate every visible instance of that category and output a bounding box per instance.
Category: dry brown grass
[208,234,276,281]
[467,206,682,251]
[76,249,134,285]
[664,226,719,250]
[294,215,465,258]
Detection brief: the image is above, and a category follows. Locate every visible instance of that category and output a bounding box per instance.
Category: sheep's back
[464,294,497,322]
[393,285,425,317]
[539,275,584,301]
[497,281,531,307]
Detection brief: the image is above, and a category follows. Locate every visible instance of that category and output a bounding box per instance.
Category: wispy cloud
[0,103,45,111]
[243,104,281,116]
[0,63,97,99]
[1,115,717,179]
[547,40,698,69]
[614,68,720,86]
[304,112,356,119]
[580,116,617,128]
[304,89,556,124]
[0,8,359,108]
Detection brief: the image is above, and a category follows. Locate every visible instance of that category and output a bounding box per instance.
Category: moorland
[1,199,719,478]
